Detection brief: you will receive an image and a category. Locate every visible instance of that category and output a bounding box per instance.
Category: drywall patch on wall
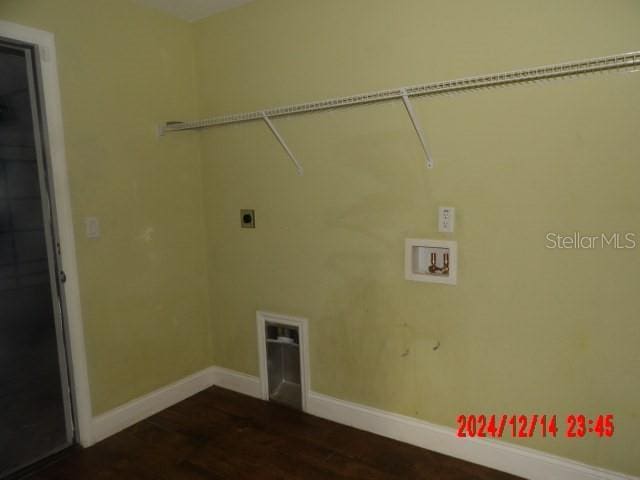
[137,226,155,243]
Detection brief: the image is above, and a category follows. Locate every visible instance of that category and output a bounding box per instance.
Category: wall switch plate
[85,217,100,239]
[438,206,455,233]
[241,209,255,228]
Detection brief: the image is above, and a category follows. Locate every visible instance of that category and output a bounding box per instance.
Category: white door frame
[0,20,93,446]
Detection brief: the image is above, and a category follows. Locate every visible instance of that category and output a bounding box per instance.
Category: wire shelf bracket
[401,88,433,169]
[262,112,303,176]
[160,50,640,174]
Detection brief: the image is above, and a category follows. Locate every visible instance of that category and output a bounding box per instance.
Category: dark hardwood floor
[27,387,521,479]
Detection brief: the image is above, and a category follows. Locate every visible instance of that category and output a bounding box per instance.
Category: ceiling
[133,0,256,22]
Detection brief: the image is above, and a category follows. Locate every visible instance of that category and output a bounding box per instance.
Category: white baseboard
[90,366,261,445]
[89,366,637,480]
[306,391,636,480]
[209,366,261,399]
[209,367,636,480]
[91,367,217,444]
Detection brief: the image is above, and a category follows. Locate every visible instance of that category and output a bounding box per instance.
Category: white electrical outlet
[438,207,455,233]
[85,217,100,239]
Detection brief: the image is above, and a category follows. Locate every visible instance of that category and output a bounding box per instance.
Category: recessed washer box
[405,238,457,285]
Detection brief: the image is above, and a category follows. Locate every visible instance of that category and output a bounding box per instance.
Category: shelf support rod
[401,89,433,169]
[262,112,304,176]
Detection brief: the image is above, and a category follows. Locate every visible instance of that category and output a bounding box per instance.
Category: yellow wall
[2,0,639,475]
[194,0,640,475]
[0,0,211,414]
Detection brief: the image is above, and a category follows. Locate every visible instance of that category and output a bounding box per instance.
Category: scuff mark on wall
[137,226,155,243]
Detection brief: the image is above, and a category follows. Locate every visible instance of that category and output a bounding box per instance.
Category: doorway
[0,40,74,477]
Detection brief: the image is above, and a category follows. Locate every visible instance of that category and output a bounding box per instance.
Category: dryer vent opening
[265,322,302,410]
[257,312,308,412]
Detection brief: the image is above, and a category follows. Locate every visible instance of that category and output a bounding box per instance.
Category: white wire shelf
[162,50,640,134]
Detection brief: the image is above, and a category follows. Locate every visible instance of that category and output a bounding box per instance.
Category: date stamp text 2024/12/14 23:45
[456,414,614,439]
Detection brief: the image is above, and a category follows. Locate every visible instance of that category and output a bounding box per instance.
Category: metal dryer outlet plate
[241,209,255,228]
